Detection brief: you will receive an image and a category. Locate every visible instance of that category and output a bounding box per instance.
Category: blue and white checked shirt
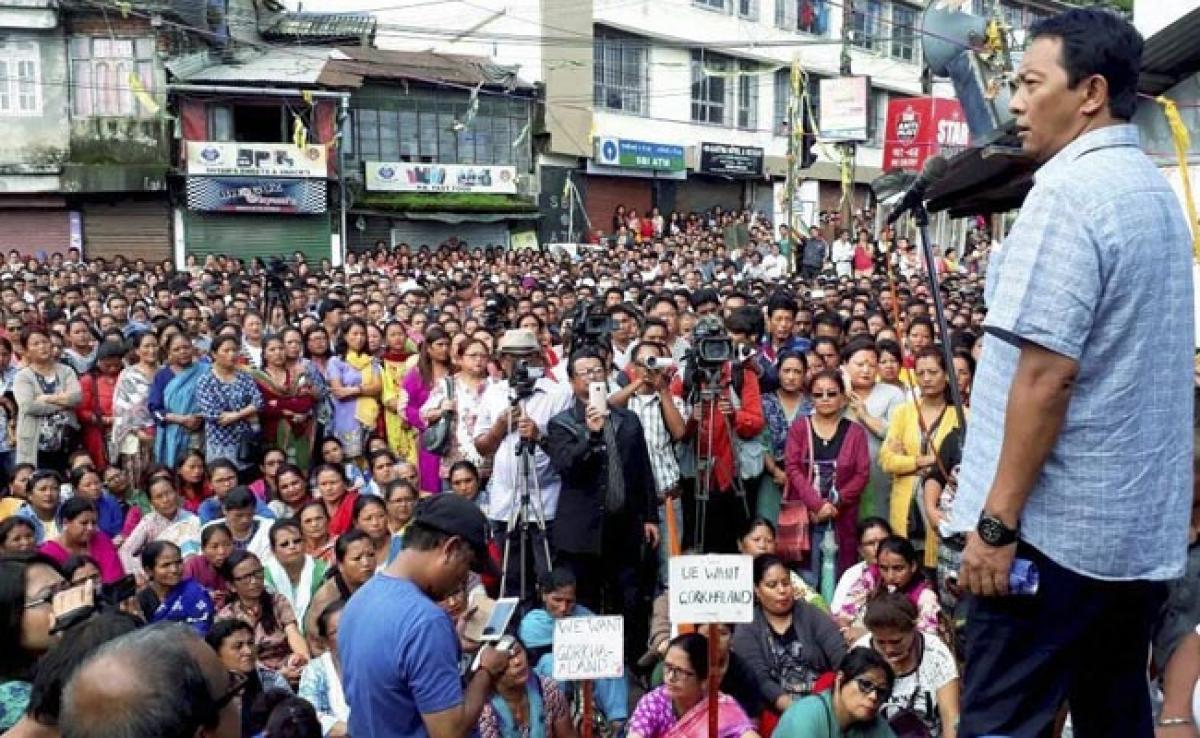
[949,124,1195,581]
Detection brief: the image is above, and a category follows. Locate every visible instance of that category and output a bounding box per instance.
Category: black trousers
[558,537,651,669]
[681,484,748,555]
[959,542,1167,738]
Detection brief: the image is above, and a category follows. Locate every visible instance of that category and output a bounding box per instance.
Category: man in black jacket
[546,348,659,658]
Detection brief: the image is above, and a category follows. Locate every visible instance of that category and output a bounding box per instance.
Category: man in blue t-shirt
[339,494,508,738]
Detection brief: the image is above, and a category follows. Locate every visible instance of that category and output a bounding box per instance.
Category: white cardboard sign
[668,554,755,624]
[552,616,625,681]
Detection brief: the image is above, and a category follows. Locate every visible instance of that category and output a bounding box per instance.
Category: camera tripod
[688,381,749,553]
[261,274,292,331]
[498,400,554,604]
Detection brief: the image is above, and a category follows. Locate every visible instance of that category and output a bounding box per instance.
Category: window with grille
[773,69,789,134]
[593,32,647,115]
[891,3,918,61]
[867,88,888,145]
[0,40,42,117]
[691,50,733,126]
[1002,2,1025,30]
[738,0,758,20]
[70,37,157,117]
[351,95,532,170]
[693,0,728,11]
[851,0,883,51]
[774,70,822,136]
[737,74,758,129]
[776,0,828,35]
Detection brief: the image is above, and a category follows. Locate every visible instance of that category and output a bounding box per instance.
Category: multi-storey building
[293,0,1063,246]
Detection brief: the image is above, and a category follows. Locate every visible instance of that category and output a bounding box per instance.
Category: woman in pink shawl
[628,633,759,738]
[401,327,453,494]
[39,497,125,583]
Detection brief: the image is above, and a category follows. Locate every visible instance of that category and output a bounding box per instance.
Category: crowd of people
[0,208,1188,738]
[0,11,1196,736]
[0,197,996,737]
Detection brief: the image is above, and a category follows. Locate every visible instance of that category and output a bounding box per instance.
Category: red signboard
[882,97,969,172]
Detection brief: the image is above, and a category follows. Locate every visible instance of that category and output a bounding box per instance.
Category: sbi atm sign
[882,97,968,172]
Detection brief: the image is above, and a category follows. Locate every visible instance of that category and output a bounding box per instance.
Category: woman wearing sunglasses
[784,370,871,584]
[776,647,897,737]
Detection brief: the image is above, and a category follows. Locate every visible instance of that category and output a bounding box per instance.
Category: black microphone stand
[912,199,968,437]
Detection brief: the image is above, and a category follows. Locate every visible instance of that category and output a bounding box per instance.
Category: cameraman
[626,341,689,585]
[674,315,765,554]
[472,330,573,600]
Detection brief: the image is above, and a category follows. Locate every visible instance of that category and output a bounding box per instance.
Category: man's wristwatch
[976,513,1019,547]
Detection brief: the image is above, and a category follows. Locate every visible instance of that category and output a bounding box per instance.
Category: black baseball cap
[412,494,498,575]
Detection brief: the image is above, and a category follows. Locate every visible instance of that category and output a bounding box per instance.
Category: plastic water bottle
[819,528,837,604]
[1009,558,1039,595]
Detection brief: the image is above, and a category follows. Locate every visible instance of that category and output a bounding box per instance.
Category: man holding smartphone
[546,348,659,659]
[339,494,509,738]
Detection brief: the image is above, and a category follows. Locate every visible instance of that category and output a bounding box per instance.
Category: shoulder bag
[421,377,456,454]
[871,634,933,738]
[777,417,813,563]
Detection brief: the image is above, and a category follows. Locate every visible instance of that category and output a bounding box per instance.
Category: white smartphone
[588,381,607,415]
[480,597,519,642]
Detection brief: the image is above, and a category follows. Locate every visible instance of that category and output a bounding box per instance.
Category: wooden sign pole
[666,494,681,557]
[707,633,719,738]
[582,680,594,738]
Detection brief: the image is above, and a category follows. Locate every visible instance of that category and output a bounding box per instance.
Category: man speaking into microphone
[947,8,1194,738]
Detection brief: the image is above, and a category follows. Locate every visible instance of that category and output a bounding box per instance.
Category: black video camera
[682,316,734,398]
[569,301,614,352]
[509,358,543,403]
[481,294,510,334]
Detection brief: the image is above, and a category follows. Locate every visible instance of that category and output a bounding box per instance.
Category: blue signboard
[594,137,686,171]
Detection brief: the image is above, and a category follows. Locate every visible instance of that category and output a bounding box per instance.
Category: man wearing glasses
[546,348,659,669]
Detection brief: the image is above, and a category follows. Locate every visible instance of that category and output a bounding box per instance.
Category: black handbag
[223,371,261,465]
[421,377,455,455]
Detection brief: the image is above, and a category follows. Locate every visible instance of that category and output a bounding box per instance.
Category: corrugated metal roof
[323,47,534,91]
[1139,6,1200,96]
[264,12,376,42]
[167,47,335,86]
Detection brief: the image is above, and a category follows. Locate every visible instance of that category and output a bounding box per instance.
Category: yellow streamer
[292,116,308,149]
[1158,96,1200,262]
[127,71,159,116]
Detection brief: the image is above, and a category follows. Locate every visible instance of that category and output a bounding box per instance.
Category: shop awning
[355,191,539,215]
[350,209,540,223]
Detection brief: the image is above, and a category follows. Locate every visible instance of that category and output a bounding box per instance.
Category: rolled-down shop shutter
[389,221,510,251]
[674,178,744,215]
[83,201,171,263]
[0,209,70,256]
[585,176,652,236]
[184,212,331,263]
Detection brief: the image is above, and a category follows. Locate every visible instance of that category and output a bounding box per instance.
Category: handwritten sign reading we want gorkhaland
[552,616,625,681]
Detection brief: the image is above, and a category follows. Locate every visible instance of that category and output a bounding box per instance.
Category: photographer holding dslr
[473,330,573,600]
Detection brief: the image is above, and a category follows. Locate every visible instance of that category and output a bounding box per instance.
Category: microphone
[886,155,949,225]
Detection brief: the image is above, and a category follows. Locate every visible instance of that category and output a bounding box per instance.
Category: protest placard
[552,616,624,681]
[668,554,755,624]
